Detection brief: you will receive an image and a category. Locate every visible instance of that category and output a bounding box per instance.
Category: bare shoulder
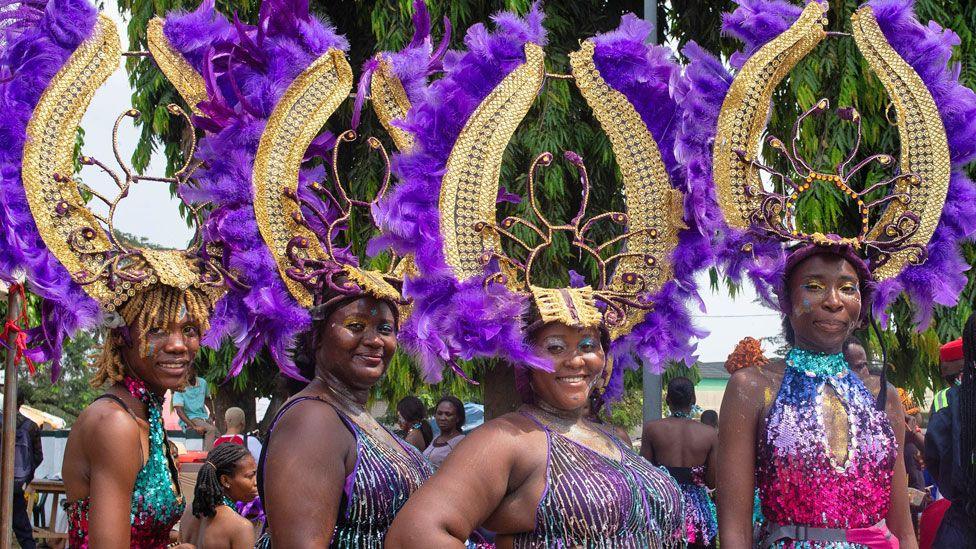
[268,397,349,452]
[74,398,142,455]
[460,412,540,446]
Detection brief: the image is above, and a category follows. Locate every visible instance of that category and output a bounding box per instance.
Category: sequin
[513,413,685,548]
[64,377,184,548]
[257,397,432,548]
[757,350,896,548]
[665,465,718,546]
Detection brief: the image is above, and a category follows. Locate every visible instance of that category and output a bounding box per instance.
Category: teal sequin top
[64,377,184,548]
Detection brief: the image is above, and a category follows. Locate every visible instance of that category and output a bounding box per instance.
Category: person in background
[931,338,963,414]
[174,370,218,447]
[423,396,466,470]
[642,377,719,548]
[180,442,259,548]
[924,313,976,547]
[4,391,43,549]
[214,407,263,460]
[700,409,718,429]
[898,388,930,534]
[396,396,433,452]
[843,337,870,380]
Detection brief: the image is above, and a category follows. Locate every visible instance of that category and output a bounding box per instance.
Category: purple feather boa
[677,0,976,330]
[167,0,348,378]
[588,14,708,399]
[0,0,101,380]
[372,5,550,382]
[866,0,976,327]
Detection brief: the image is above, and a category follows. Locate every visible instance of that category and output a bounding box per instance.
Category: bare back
[641,417,717,489]
[195,507,255,549]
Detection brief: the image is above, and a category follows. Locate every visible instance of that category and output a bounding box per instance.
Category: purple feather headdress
[675,0,976,330]
[372,4,550,383]
[374,9,707,404]
[0,0,102,379]
[167,0,349,379]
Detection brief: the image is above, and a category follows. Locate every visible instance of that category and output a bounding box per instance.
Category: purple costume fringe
[0,0,101,379]
[676,0,976,330]
[166,0,349,378]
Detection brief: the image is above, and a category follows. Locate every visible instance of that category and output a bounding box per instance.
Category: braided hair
[960,312,975,517]
[192,443,250,519]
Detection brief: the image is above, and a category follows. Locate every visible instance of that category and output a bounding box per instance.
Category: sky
[76,1,785,364]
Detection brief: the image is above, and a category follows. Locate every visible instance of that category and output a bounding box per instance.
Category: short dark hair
[666,376,695,410]
[435,396,466,432]
[16,391,25,408]
[700,409,718,427]
[843,336,864,354]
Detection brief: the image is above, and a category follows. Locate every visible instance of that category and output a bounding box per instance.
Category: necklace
[221,495,239,514]
[786,347,847,378]
[524,403,620,461]
[669,410,693,419]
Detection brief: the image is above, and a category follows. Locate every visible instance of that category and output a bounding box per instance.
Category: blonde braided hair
[91,284,213,387]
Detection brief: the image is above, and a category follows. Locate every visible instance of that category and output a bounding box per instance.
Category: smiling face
[314,296,397,391]
[528,322,606,412]
[120,300,202,394]
[221,454,258,503]
[787,254,862,355]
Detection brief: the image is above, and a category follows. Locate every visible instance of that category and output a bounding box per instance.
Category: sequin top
[513,412,685,548]
[663,465,718,545]
[757,349,896,548]
[64,377,184,548]
[257,396,432,548]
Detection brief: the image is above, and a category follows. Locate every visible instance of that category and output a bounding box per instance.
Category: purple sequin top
[258,396,432,548]
[513,412,685,548]
[757,355,896,548]
[663,465,718,545]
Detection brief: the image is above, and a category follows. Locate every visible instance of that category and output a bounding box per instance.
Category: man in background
[931,338,962,414]
[1,391,43,549]
[173,371,218,447]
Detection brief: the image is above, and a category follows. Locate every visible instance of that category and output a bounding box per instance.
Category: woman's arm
[706,427,718,490]
[717,368,764,549]
[264,402,351,548]
[883,384,918,549]
[85,407,144,548]
[386,418,535,548]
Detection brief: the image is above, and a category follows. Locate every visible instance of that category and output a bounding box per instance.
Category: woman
[181,443,259,548]
[642,376,718,548]
[61,287,215,548]
[717,250,915,548]
[375,7,698,547]
[396,396,433,451]
[677,1,976,545]
[257,287,431,547]
[387,317,684,547]
[423,396,466,470]
[0,1,225,545]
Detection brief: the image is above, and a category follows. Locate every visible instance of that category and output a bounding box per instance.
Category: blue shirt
[173,378,209,424]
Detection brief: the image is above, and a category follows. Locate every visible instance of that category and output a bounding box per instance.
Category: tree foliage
[665,0,976,403]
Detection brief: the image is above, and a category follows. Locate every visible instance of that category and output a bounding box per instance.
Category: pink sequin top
[757,361,896,547]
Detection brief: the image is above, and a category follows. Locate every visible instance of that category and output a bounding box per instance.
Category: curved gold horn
[370,56,415,152]
[852,6,950,280]
[22,14,121,306]
[439,43,546,281]
[570,40,685,339]
[147,17,208,116]
[712,1,827,230]
[252,49,354,307]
